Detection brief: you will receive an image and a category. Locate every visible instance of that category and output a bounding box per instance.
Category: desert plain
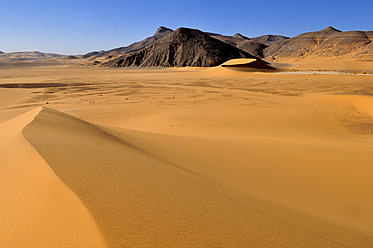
[0,60,373,247]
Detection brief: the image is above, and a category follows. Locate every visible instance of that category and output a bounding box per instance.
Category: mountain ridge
[0,51,64,63]
[2,26,372,66]
[264,27,373,60]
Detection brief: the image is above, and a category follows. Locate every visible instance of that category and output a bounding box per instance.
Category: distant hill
[204,27,373,61]
[207,32,289,58]
[264,26,373,60]
[232,33,250,39]
[83,26,173,60]
[0,51,64,63]
[251,34,289,43]
[102,28,261,67]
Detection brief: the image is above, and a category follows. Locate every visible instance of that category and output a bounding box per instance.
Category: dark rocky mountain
[102,27,261,67]
[0,51,4,54]
[264,26,373,60]
[83,26,173,60]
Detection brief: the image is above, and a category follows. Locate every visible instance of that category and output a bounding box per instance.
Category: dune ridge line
[0,107,106,248]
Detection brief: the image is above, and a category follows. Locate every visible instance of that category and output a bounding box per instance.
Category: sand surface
[0,108,105,247]
[1,64,373,247]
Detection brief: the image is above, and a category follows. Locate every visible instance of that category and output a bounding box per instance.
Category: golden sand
[0,108,104,247]
[1,64,373,247]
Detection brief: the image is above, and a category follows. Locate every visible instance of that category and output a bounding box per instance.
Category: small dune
[220,58,275,71]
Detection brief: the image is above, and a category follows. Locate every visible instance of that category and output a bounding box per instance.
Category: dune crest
[0,107,105,248]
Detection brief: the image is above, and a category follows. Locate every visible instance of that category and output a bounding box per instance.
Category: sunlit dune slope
[91,94,373,234]
[22,106,373,248]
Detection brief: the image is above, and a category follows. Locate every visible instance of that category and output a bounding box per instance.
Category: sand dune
[0,108,105,248]
[1,65,373,247]
[18,106,373,247]
[220,58,274,70]
[88,94,373,233]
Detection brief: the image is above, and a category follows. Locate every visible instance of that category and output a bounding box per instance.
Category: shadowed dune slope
[221,58,275,70]
[22,107,373,248]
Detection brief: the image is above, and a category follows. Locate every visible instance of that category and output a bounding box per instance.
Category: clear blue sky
[1,0,372,54]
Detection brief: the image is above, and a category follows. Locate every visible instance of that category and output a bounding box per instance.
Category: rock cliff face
[103,28,260,67]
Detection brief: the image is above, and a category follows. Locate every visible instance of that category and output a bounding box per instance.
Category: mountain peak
[320,26,342,32]
[233,33,249,39]
[155,26,173,36]
[171,27,206,38]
